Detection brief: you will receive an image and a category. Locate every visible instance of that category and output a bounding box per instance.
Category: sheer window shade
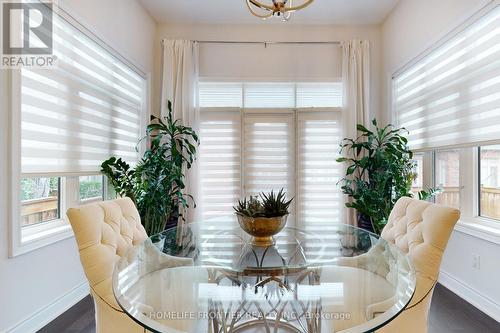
[243,113,295,196]
[393,5,500,150]
[198,82,343,227]
[296,82,343,108]
[199,82,343,109]
[244,83,295,108]
[198,82,242,108]
[20,16,146,176]
[297,112,343,227]
[199,110,242,219]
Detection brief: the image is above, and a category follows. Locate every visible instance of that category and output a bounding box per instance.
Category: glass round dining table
[113,220,416,333]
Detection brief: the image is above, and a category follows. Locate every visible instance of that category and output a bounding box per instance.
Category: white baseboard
[439,270,500,323]
[6,281,90,333]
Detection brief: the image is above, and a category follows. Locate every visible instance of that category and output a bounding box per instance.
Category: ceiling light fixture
[246,0,314,22]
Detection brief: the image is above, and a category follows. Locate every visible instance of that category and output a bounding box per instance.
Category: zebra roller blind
[393,5,500,150]
[198,82,343,227]
[19,13,146,176]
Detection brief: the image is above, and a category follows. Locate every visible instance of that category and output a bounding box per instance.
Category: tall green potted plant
[337,119,439,234]
[101,101,199,235]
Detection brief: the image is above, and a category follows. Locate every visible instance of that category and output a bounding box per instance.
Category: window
[393,5,500,151]
[198,82,343,227]
[199,110,241,219]
[434,150,460,209]
[79,175,104,202]
[411,153,424,194]
[297,112,343,225]
[392,4,500,234]
[10,7,146,256]
[243,113,294,196]
[21,177,60,226]
[480,145,500,220]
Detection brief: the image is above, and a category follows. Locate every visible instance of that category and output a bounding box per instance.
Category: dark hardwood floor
[38,284,499,333]
[429,284,499,333]
[38,295,95,333]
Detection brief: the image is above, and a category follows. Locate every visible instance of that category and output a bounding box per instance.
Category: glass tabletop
[113,220,416,333]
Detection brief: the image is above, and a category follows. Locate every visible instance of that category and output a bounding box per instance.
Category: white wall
[381,0,500,321]
[153,23,383,120]
[0,1,156,331]
[61,0,156,73]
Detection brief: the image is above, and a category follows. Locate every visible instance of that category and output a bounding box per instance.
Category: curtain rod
[161,40,341,45]
[195,40,341,45]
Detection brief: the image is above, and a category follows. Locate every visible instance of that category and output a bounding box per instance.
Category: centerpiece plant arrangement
[234,189,293,247]
[101,101,199,236]
[337,119,440,235]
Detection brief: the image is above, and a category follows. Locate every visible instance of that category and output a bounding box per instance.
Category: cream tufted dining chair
[67,197,149,333]
[376,197,460,333]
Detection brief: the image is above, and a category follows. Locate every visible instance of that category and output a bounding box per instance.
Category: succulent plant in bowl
[234,189,293,247]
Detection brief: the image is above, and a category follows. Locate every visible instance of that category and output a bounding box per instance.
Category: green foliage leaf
[417,187,443,201]
[337,118,438,234]
[346,164,357,176]
[102,100,199,235]
[234,189,293,218]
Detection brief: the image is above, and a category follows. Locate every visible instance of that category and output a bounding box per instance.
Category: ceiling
[139,0,400,25]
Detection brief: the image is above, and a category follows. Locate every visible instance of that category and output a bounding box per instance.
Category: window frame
[20,176,62,229]
[461,146,500,242]
[199,105,343,227]
[410,152,424,191]
[78,175,106,205]
[432,149,461,209]
[404,147,500,244]
[9,67,77,256]
[8,5,150,257]
[9,89,75,256]
[8,69,75,257]
[198,78,344,226]
[476,146,500,225]
[389,1,500,243]
[9,68,146,257]
[20,176,69,245]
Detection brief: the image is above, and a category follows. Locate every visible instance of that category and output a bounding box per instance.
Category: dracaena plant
[337,119,439,234]
[101,101,199,236]
[234,189,293,218]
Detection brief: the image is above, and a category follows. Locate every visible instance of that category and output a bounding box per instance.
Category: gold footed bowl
[236,214,288,247]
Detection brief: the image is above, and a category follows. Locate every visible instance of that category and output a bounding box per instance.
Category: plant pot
[357,213,375,233]
[236,213,288,247]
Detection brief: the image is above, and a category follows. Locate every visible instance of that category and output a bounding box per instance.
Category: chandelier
[246,0,314,21]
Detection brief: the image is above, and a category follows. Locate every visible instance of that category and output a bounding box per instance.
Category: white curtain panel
[160,40,200,125]
[342,40,371,139]
[341,40,371,226]
[160,40,200,223]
